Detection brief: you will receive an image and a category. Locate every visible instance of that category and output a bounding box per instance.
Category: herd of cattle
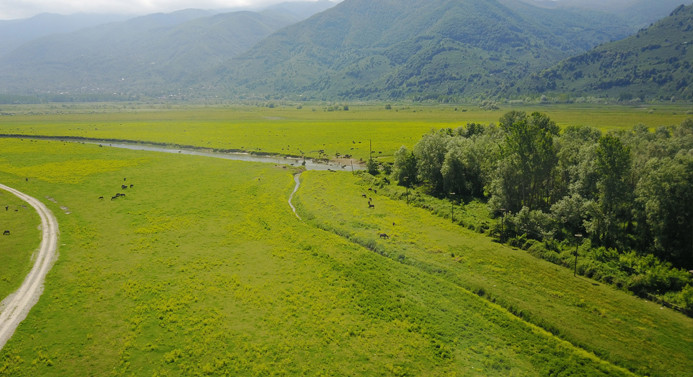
[362,187,391,240]
[3,203,26,236]
[99,178,134,201]
[3,177,135,238]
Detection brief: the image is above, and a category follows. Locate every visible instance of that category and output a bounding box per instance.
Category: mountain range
[0,0,690,102]
[516,4,693,101]
[218,0,636,100]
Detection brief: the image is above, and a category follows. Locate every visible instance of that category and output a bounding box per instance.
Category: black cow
[368,203,375,209]
[379,233,389,239]
[3,230,10,236]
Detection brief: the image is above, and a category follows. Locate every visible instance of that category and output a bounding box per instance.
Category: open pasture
[294,170,693,377]
[0,187,40,301]
[0,138,655,376]
[0,103,690,161]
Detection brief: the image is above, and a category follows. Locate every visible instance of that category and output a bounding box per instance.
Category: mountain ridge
[515,4,693,101]
[216,0,633,100]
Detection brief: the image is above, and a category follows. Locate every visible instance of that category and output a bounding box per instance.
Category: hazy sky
[0,0,334,20]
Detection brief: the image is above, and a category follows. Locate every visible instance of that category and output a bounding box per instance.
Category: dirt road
[0,184,59,350]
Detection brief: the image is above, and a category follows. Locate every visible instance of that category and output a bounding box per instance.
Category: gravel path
[0,184,59,350]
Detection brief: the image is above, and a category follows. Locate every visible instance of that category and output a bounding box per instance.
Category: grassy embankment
[0,185,40,300]
[294,170,693,377]
[0,138,646,376]
[0,103,690,162]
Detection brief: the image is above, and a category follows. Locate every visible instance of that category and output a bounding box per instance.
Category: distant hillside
[216,0,631,100]
[522,0,693,27]
[0,13,130,57]
[0,2,336,98]
[264,0,340,19]
[517,4,693,101]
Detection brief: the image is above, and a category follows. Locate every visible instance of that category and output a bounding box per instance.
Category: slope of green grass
[0,138,643,376]
[294,170,693,377]
[0,188,40,300]
[0,104,690,162]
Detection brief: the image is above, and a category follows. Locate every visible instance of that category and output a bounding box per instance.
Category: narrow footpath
[288,173,302,220]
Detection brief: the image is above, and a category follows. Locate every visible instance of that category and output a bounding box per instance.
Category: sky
[0,0,334,20]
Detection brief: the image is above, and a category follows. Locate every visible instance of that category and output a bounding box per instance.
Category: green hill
[0,10,305,97]
[219,0,632,100]
[517,4,693,101]
[0,13,130,57]
[522,0,693,28]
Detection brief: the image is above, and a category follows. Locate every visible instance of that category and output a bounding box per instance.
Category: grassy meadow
[0,103,691,376]
[0,186,40,300]
[0,137,653,376]
[295,171,693,377]
[0,103,690,162]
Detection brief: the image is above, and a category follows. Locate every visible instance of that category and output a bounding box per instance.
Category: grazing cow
[379,233,389,239]
[99,196,104,200]
[4,206,8,211]
[3,230,10,235]
[361,194,367,198]
[130,184,134,188]
[121,185,128,189]
[124,178,127,181]
[368,188,372,191]
[111,196,117,200]
[373,189,377,194]
[368,203,375,209]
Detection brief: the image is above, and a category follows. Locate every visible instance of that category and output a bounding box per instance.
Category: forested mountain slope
[518,4,693,101]
[218,0,632,100]
[523,0,693,28]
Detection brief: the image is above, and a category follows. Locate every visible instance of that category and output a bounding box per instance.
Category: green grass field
[0,104,691,376]
[0,187,40,300]
[295,171,693,377]
[0,103,690,162]
[0,137,661,376]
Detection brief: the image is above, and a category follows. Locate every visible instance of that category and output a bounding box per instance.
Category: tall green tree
[490,111,559,213]
[392,146,418,187]
[635,153,693,269]
[441,137,483,200]
[586,134,632,249]
[414,129,450,194]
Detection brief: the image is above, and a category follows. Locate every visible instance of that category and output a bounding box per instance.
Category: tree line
[391,112,692,310]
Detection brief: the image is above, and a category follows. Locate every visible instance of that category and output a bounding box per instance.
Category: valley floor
[0,137,690,376]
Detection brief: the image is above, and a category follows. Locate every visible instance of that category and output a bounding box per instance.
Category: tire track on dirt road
[0,184,59,350]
